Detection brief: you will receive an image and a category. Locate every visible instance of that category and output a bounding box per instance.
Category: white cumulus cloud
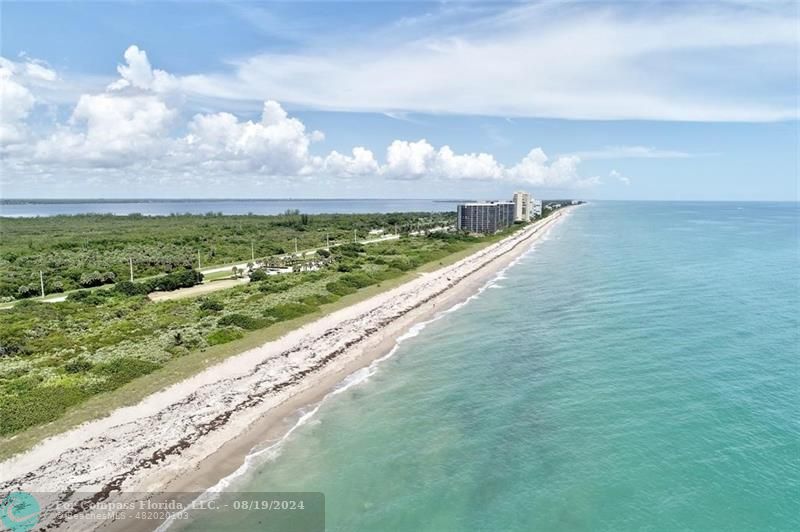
[433,146,503,181]
[22,61,57,82]
[383,139,437,179]
[35,93,176,164]
[507,148,582,187]
[381,140,506,182]
[322,147,380,177]
[380,140,590,188]
[108,45,177,92]
[181,100,319,175]
[0,68,35,145]
[0,57,58,146]
[4,45,605,192]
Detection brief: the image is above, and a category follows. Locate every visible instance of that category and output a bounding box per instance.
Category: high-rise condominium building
[513,191,532,222]
[532,199,542,217]
[457,201,515,234]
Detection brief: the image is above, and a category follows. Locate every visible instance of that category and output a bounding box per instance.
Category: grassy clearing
[202,270,235,282]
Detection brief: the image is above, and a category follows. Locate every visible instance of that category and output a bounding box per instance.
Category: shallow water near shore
[180,202,799,531]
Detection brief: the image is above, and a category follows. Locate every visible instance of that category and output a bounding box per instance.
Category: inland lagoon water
[0,198,460,217]
[179,202,799,531]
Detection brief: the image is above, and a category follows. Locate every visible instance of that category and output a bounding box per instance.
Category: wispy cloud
[170,1,798,121]
[382,111,427,125]
[565,145,705,160]
[610,169,631,185]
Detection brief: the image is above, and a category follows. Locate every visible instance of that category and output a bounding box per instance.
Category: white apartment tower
[513,191,532,222]
[532,199,543,217]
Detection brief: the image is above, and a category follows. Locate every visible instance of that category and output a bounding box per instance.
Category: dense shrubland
[0,211,454,298]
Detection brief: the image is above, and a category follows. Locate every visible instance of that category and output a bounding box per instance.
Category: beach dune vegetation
[0,210,517,438]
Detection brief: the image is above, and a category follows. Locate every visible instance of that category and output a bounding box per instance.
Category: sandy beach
[0,208,572,530]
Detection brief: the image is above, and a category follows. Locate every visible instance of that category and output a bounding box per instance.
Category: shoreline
[159,218,545,495]
[0,208,574,530]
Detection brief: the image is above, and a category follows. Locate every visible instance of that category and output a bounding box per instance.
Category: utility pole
[129,257,134,282]
[198,250,202,270]
[40,271,45,298]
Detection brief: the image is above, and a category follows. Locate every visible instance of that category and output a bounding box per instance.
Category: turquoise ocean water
[182,202,799,531]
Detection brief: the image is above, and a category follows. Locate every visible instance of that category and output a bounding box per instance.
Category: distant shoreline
[0,208,574,531]
[0,197,467,205]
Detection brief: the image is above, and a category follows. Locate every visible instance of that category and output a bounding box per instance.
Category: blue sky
[0,1,797,200]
